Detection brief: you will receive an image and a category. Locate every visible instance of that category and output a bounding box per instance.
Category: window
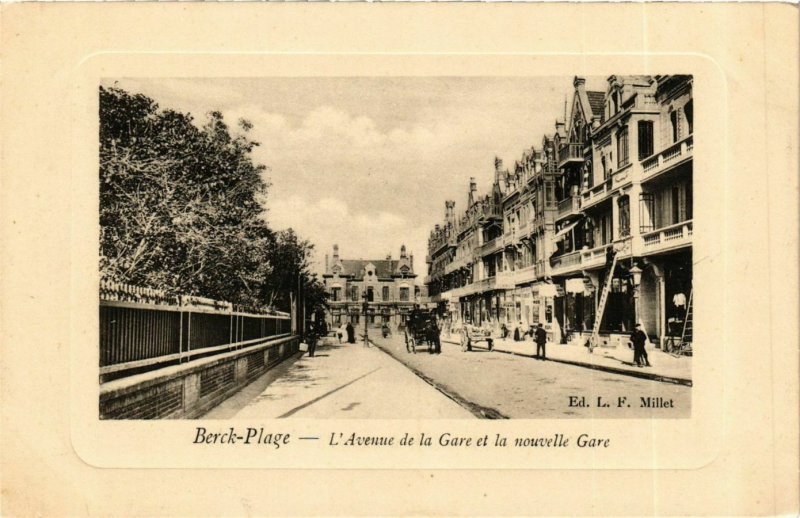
[638,120,654,160]
[639,193,655,233]
[331,287,341,302]
[350,286,358,301]
[399,287,409,301]
[601,155,608,180]
[618,196,630,237]
[382,286,389,301]
[670,110,680,143]
[367,286,374,302]
[686,182,693,220]
[617,128,629,168]
[671,186,681,224]
[684,101,693,135]
[612,92,619,114]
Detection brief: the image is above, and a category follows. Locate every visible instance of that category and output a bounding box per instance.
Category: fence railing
[99,281,291,377]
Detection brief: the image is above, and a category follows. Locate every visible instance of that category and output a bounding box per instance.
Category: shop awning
[566,278,585,293]
[539,283,558,297]
[554,220,581,239]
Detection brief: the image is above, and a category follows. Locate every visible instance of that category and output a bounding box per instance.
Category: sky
[108,76,608,275]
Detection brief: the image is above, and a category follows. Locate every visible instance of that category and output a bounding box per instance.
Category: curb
[369,339,509,419]
[441,338,692,387]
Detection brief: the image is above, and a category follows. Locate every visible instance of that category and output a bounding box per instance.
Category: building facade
[323,244,418,328]
[425,75,693,349]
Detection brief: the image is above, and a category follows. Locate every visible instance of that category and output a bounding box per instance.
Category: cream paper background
[2,3,798,516]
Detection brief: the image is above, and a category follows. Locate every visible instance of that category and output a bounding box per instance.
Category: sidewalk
[441,335,692,386]
[204,337,474,419]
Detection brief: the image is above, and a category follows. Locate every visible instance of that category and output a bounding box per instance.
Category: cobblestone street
[371,333,691,418]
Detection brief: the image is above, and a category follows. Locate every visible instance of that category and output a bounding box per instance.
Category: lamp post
[362,290,369,347]
[629,263,643,328]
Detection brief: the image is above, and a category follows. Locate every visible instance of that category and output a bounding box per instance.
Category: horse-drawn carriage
[404,310,441,354]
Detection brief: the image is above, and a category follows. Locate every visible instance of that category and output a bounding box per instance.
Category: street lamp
[629,263,643,328]
[362,290,369,347]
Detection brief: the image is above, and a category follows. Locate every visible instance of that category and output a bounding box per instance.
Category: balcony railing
[580,243,612,269]
[641,134,693,178]
[478,237,503,257]
[549,250,582,275]
[558,142,583,166]
[557,196,581,219]
[581,178,613,207]
[641,220,693,254]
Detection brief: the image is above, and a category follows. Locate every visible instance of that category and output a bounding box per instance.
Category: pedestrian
[346,321,355,344]
[630,323,650,367]
[534,323,547,360]
[306,323,318,358]
[336,323,343,343]
[501,322,508,339]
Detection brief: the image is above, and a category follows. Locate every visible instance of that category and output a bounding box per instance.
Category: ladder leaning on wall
[677,289,693,355]
[587,247,620,353]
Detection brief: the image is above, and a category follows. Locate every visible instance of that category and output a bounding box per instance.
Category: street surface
[204,337,473,419]
[371,333,691,418]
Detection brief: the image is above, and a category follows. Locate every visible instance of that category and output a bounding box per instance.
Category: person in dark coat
[346,321,356,344]
[306,323,318,357]
[534,323,547,360]
[630,323,650,367]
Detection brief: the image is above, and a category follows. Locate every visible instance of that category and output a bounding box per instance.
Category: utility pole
[362,290,369,347]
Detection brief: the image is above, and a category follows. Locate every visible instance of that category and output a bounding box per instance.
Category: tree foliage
[99,86,326,312]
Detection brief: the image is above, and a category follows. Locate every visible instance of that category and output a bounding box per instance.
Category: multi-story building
[425,74,693,349]
[323,244,417,328]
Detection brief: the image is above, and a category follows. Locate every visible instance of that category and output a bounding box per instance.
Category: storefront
[564,277,596,336]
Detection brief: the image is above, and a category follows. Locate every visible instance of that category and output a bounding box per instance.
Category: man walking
[630,323,650,367]
[534,323,547,360]
[306,322,318,358]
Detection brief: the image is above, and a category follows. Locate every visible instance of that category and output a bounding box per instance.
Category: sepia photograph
[2,3,798,516]
[99,75,693,420]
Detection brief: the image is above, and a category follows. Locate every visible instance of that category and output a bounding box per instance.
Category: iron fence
[100,281,291,376]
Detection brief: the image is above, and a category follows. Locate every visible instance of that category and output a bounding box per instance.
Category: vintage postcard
[2,3,798,516]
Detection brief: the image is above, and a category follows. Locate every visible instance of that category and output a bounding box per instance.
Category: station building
[322,244,418,328]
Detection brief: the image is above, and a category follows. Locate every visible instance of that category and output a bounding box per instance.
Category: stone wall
[100,335,300,419]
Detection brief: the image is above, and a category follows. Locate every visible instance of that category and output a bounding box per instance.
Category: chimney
[555,120,565,135]
[333,244,339,261]
[325,254,329,272]
[573,76,586,90]
[400,244,407,259]
[410,252,414,270]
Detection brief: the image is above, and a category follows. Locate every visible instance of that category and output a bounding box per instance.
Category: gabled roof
[586,91,606,121]
[333,259,414,279]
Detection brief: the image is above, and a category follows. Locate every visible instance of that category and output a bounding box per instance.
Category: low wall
[100,335,300,419]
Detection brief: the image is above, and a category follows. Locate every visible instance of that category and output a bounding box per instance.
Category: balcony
[641,134,693,180]
[580,243,611,270]
[449,275,511,299]
[558,142,584,167]
[443,254,473,275]
[549,250,582,276]
[641,220,693,255]
[581,178,613,209]
[556,196,581,221]
[478,237,503,257]
[508,262,543,286]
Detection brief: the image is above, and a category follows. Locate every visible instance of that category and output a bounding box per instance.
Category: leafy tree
[99,86,324,310]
